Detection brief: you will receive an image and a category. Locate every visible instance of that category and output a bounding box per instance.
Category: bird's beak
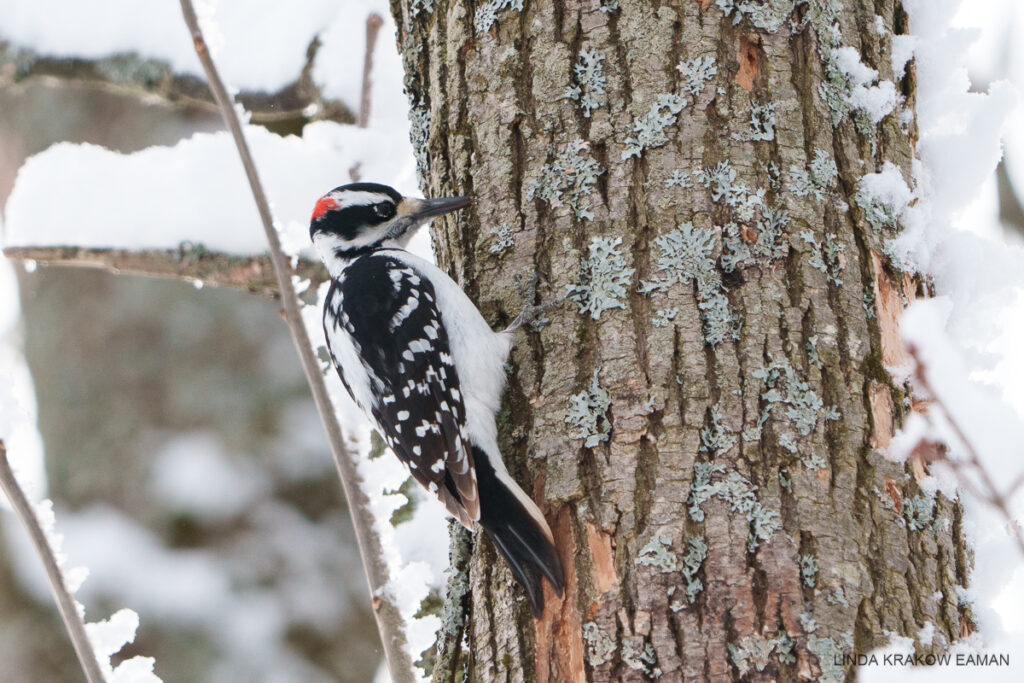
[402,196,472,222]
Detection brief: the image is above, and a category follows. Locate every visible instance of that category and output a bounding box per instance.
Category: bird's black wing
[326,254,478,525]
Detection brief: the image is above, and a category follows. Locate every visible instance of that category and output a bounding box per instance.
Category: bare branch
[908,344,1024,555]
[3,246,327,300]
[177,2,416,680]
[0,441,105,683]
[358,13,384,128]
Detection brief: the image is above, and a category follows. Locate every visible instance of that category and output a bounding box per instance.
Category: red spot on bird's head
[312,196,340,221]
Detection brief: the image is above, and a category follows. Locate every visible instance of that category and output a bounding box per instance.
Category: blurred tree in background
[0,82,381,682]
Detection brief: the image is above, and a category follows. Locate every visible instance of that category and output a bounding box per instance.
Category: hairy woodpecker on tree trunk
[309,182,564,617]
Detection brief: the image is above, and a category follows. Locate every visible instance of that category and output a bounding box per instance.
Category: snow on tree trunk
[391,1,972,680]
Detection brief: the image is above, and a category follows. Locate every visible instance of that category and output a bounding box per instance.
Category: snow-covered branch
[2,246,326,300]
[177,2,416,681]
[0,39,355,128]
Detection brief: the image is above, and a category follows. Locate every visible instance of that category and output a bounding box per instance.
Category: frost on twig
[0,442,160,683]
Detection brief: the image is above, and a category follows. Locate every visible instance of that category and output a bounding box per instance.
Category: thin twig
[908,344,1024,555]
[177,3,415,680]
[359,13,384,128]
[0,442,104,683]
[3,246,327,300]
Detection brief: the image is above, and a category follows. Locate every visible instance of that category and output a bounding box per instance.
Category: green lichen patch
[728,632,794,676]
[652,307,680,327]
[904,493,936,531]
[665,170,693,189]
[688,463,781,552]
[488,224,514,255]
[410,0,434,18]
[807,634,849,683]
[622,93,688,160]
[677,55,718,96]
[733,103,777,142]
[567,236,635,320]
[700,404,737,458]
[716,0,799,32]
[474,0,524,33]
[753,358,826,437]
[408,98,431,185]
[639,222,717,295]
[639,223,740,346]
[636,535,681,572]
[828,586,850,607]
[696,161,766,222]
[680,537,708,604]
[790,149,838,201]
[799,230,845,286]
[622,638,660,677]
[564,48,607,118]
[720,208,790,273]
[800,554,818,587]
[582,621,616,666]
[565,370,612,447]
[526,139,604,220]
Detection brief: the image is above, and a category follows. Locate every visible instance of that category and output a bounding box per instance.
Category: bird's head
[309,182,470,275]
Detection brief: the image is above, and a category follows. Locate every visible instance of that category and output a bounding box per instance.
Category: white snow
[858,162,914,218]
[863,0,1024,679]
[2,122,417,256]
[891,35,918,80]
[834,46,900,124]
[0,254,46,505]
[87,609,161,683]
[148,432,268,520]
[0,0,380,95]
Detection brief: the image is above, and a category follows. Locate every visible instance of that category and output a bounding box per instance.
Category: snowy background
[1,0,1023,681]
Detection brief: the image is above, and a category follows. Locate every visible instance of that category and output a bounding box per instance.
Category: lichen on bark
[391,0,972,680]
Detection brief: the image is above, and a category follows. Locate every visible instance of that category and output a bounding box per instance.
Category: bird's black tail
[473,446,564,618]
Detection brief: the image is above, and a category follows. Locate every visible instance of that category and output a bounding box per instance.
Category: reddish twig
[178,3,415,680]
[0,442,105,683]
[907,344,1024,555]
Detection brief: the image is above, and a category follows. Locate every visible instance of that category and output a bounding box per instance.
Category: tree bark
[392,1,972,681]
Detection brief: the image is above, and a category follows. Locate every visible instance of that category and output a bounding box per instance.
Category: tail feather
[474,447,564,618]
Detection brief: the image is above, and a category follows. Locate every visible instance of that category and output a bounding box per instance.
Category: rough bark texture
[392,1,972,681]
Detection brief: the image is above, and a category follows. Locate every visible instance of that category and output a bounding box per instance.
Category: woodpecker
[309,182,564,616]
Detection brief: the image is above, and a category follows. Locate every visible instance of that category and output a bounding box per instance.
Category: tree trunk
[391,1,972,680]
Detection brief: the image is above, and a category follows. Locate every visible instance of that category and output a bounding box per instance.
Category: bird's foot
[505,272,566,333]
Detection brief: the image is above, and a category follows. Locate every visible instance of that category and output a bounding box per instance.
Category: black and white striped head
[309,182,469,275]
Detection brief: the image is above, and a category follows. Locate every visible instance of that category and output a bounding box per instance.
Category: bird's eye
[374,202,396,219]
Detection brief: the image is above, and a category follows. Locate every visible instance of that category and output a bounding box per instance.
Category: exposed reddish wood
[869,382,894,450]
[736,36,762,91]
[535,508,585,683]
[884,477,904,516]
[585,523,619,594]
[872,251,907,368]
[695,0,713,8]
